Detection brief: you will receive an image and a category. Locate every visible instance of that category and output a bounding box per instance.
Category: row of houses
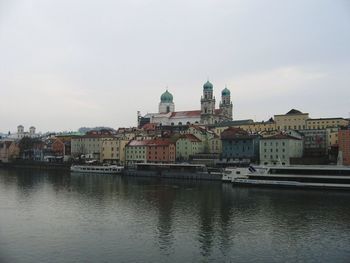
[1,109,350,166]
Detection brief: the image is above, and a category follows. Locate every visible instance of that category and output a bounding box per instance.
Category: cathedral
[139,81,233,127]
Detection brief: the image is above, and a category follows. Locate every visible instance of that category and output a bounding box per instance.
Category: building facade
[140,80,233,127]
[338,127,350,165]
[176,134,202,161]
[147,139,176,163]
[259,134,303,165]
[299,129,328,157]
[274,109,309,131]
[221,127,260,163]
[71,130,115,160]
[125,140,149,165]
[306,118,349,130]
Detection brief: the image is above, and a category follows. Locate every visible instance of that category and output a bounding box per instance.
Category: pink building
[147,139,176,163]
[339,127,350,165]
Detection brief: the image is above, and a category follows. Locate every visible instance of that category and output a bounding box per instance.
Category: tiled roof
[221,127,258,139]
[286,109,303,115]
[127,140,152,147]
[211,119,254,127]
[147,139,175,147]
[170,110,201,118]
[142,123,157,131]
[261,133,301,140]
[307,118,346,121]
[178,134,202,142]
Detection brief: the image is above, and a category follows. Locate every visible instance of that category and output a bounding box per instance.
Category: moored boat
[70,165,124,174]
[224,165,350,190]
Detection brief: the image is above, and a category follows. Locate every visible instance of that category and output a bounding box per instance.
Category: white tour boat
[70,165,124,174]
[223,165,350,190]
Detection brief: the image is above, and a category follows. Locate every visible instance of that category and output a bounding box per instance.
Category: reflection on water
[1,168,350,263]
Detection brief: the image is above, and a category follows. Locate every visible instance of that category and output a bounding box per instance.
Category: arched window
[178,122,182,125]
[166,106,170,113]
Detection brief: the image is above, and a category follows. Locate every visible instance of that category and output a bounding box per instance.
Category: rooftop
[261,133,301,140]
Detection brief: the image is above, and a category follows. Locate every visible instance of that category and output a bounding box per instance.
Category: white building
[139,81,233,127]
[259,133,303,166]
[6,125,39,140]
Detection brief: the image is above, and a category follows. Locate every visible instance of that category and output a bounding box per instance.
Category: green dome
[160,90,173,103]
[222,87,230,96]
[203,81,213,91]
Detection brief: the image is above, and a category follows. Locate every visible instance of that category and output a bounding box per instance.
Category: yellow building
[238,120,276,133]
[100,136,130,165]
[274,109,309,131]
[212,119,276,136]
[306,118,349,130]
[208,135,222,154]
[326,128,340,148]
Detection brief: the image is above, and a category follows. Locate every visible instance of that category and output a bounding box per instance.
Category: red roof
[127,140,152,147]
[170,110,201,118]
[127,139,174,147]
[142,123,157,131]
[148,139,174,147]
[169,109,223,118]
[221,127,254,139]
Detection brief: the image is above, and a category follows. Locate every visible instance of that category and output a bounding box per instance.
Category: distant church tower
[200,81,216,125]
[219,86,233,120]
[159,90,175,113]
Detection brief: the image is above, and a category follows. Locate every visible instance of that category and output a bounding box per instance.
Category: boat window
[236,171,240,174]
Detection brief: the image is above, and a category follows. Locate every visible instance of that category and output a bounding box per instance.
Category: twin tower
[159,81,233,125]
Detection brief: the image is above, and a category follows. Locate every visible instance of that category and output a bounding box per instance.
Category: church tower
[159,90,175,113]
[200,81,216,125]
[219,86,233,120]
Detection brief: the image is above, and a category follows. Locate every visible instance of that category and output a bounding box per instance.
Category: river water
[0,168,350,263]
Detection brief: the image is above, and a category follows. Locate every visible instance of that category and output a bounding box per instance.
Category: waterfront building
[220,127,260,163]
[338,127,350,165]
[100,137,119,164]
[100,136,130,165]
[208,134,222,154]
[0,141,20,163]
[298,129,328,157]
[259,133,303,166]
[306,118,349,130]
[139,80,233,127]
[210,120,254,136]
[327,127,339,148]
[274,109,309,131]
[71,129,115,160]
[176,134,202,161]
[181,125,217,153]
[125,140,150,165]
[147,139,176,163]
[52,137,71,161]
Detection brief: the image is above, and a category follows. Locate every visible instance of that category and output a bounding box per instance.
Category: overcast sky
[0,0,349,133]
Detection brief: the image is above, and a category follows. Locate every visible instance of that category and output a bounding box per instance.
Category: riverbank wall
[0,161,70,171]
